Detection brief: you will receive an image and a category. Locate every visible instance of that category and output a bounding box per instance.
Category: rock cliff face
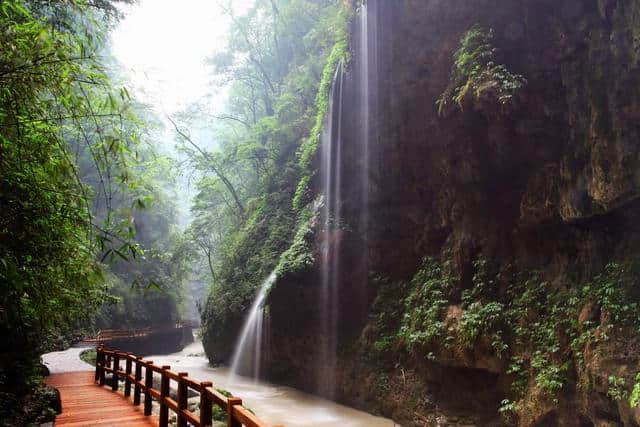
[262,0,640,425]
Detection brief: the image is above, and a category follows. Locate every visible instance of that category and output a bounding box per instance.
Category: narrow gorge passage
[6,0,640,425]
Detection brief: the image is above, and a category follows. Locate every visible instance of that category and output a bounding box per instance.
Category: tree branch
[168,116,245,215]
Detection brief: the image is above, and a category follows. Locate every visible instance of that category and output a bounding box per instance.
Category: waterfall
[357,0,377,310]
[316,0,377,398]
[227,0,378,397]
[229,270,277,380]
[360,1,370,234]
[318,60,345,398]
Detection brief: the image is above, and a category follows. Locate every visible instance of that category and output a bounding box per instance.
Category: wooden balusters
[177,372,188,427]
[104,353,111,388]
[159,365,171,427]
[144,360,154,416]
[111,353,120,391]
[134,355,143,405]
[124,353,133,397]
[95,346,104,384]
[94,346,101,382]
[99,349,106,386]
[227,397,243,427]
[199,381,213,427]
[93,345,276,427]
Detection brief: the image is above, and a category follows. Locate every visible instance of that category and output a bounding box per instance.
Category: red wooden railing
[95,345,281,427]
[83,320,198,344]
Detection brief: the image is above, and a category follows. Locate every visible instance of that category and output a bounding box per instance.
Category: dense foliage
[0,1,185,423]
[437,25,526,116]
[176,0,350,358]
[10,1,637,425]
[367,256,640,422]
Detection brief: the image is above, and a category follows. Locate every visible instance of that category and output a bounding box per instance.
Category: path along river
[43,340,396,426]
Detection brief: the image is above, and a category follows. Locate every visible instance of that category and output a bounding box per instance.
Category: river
[148,340,396,427]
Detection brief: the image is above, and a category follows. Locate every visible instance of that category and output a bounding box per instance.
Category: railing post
[94,346,101,382]
[227,397,242,427]
[112,352,120,392]
[124,353,132,397]
[199,382,213,427]
[177,372,188,427]
[99,350,107,386]
[95,346,104,382]
[133,356,143,405]
[159,365,170,427]
[144,361,153,416]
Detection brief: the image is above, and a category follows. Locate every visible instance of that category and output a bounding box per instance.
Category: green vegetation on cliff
[7,1,640,426]
[0,1,186,423]
[366,256,640,423]
[188,0,351,361]
[437,25,526,116]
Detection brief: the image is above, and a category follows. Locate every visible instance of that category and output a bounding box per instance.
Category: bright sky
[111,0,251,115]
[110,0,253,227]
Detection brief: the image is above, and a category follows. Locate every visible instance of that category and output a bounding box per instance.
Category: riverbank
[147,341,396,426]
[41,339,396,426]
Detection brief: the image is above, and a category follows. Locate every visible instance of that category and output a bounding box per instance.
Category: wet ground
[42,340,397,426]
[42,345,94,373]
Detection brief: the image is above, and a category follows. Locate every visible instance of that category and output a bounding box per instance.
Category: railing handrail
[95,345,282,427]
[83,323,195,344]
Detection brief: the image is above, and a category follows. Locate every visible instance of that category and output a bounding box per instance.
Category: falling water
[356,0,378,319]
[358,0,378,251]
[229,270,277,380]
[318,60,345,398]
[316,0,377,398]
[360,1,370,234]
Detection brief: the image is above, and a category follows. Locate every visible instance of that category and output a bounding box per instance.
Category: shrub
[437,25,526,116]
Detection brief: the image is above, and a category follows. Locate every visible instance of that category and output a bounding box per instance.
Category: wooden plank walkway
[46,371,158,426]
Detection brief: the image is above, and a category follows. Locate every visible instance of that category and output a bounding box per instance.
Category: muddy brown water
[148,340,397,427]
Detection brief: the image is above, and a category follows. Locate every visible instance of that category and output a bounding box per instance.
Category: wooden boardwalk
[46,371,158,426]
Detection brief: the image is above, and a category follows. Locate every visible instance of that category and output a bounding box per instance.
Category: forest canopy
[0,1,188,423]
[0,0,348,423]
[173,0,351,357]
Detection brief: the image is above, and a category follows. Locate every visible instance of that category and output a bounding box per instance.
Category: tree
[182,0,351,360]
[0,1,166,423]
